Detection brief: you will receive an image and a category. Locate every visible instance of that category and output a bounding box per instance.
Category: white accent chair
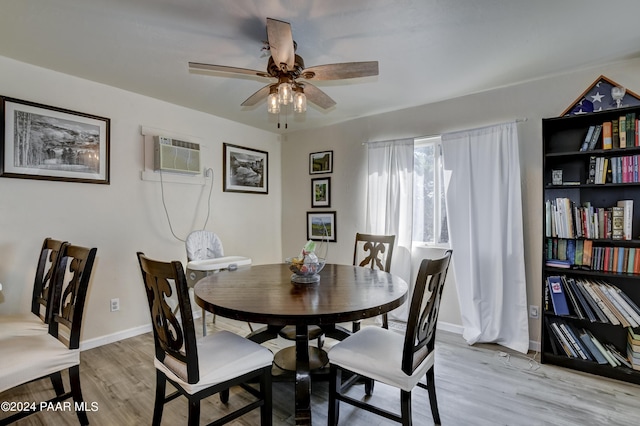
[328,250,452,426]
[184,230,251,336]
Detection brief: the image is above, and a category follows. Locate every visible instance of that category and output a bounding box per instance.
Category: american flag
[565,77,640,116]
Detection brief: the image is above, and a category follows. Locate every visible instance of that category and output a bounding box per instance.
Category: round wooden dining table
[194,263,408,426]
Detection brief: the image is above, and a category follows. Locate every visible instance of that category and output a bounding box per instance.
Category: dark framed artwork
[0,96,110,184]
[307,211,336,242]
[311,177,331,208]
[223,143,268,194]
[309,150,333,174]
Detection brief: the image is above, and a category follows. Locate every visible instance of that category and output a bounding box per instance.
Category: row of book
[545,275,640,327]
[545,238,640,274]
[545,198,633,240]
[630,328,640,371]
[579,113,639,151]
[546,317,633,368]
[587,155,640,184]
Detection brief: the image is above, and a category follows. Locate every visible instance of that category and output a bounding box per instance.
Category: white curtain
[441,122,529,354]
[366,138,414,321]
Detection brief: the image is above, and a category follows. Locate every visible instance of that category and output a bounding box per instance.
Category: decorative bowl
[285,257,326,284]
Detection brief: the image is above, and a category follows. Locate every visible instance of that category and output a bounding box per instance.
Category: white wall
[282,58,640,346]
[0,56,282,346]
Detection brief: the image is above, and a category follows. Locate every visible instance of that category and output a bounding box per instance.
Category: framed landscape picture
[311,177,331,208]
[223,143,268,194]
[309,150,333,174]
[0,96,110,184]
[307,211,336,242]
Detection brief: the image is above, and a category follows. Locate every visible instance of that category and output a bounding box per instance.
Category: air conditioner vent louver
[153,136,200,174]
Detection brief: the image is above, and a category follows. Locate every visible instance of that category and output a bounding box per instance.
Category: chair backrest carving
[353,233,395,272]
[49,244,97,350]
[31,238,66,322]
[402,250,452,375]
[137,252,199,384]
[185,230,224,261]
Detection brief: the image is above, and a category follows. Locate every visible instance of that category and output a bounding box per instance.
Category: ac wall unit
[153,136,200,174]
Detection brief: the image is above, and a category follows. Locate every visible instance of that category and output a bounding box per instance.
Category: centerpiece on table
[285,240,326,284]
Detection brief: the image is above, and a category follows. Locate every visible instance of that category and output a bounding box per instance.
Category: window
[413,136,449,245]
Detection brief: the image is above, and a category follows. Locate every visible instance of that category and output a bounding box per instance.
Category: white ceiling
[2,0,640,134]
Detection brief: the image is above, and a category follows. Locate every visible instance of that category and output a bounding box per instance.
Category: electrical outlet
[529,305,539,319]
[110,298,120,312]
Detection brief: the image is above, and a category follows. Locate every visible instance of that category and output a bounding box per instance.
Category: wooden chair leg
[328,365,341,426]
[188,400,200,426]
[69,365,89,425]
[260,367,273,426]
[426,368,441,425]
[400,389,412,426]
[220,388,229,403]
[152,370,167,426]
[50,371,65,396]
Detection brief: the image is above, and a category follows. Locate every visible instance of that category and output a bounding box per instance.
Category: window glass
[413,137,449,245]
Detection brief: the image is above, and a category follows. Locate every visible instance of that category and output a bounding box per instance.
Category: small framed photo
[552,169,563,185]
[307,211,337,242]
[1,96,110,184]
[309,150,333,174]
[223,143,268,194]
[311,177,331,208]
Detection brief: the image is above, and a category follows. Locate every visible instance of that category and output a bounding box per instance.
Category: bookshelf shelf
[542,106,640,383]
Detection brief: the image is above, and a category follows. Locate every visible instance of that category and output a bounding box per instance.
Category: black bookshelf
[542,105,640,384]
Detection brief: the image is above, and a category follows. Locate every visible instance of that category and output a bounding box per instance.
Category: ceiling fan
[188,18,379,117]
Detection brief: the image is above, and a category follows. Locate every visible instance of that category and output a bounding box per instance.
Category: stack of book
[579,112,639,152]
[545,317,630,367]
[545,276,640,328]
[629,328,640,371]
[544,198,633,241]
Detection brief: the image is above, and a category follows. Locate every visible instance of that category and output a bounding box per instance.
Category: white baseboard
[437,321,541,353]
[79,317,541,354]
[80,323,152,351]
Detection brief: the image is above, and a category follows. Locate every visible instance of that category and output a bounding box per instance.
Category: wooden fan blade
[266,18,295,71]
[302,83,336,109]
[301,61,379,80]
[241,84,272,106]
[189,62,270,78]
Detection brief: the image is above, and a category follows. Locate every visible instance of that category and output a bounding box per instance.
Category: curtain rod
[361,118,528,145]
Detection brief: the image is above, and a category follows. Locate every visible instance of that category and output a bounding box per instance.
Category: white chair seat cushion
[0,313,47,339]
[328,326,434,392]
[155,330,273,395]
[0,333,78,394]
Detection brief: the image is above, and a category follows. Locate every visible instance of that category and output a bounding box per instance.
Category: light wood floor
[2,316,640,425]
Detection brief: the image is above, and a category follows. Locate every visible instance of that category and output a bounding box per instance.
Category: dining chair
[0,244,97,425]
[352,233,396,331]
[136,252,273,426]
[328,250,452,426]
[0,237,67,339]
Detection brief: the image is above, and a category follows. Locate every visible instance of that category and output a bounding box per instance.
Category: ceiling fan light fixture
[278,81,293,105]
[267,87,280,114]
[293,88,306,113]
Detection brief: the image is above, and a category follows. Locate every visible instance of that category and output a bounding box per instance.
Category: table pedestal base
[273,346,329,372]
